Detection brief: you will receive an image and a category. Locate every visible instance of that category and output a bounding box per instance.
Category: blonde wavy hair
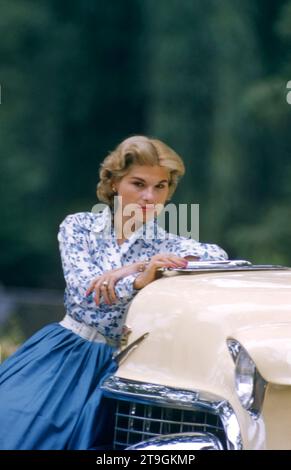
[97,135,185,207]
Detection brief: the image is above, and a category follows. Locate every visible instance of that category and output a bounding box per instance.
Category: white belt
[59,315,118,347]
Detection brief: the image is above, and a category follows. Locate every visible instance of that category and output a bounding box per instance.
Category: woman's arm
[133,253,188,290]
[58,214,146,308]
[158,233,228,261]
[85,261,146,305]
[86,254,190,304]
[133,240,228,291]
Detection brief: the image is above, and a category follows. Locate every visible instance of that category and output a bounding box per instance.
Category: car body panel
[110,268,291,449]
[235,326,291,384]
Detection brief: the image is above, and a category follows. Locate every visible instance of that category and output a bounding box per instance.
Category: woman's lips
[140,205,155,211]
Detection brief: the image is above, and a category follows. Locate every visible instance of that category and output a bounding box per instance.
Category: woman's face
[114,165,170,222]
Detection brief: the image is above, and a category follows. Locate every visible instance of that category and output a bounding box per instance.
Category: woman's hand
[133,254,190,290]
[85,255,200,305]
[85,261,148,306]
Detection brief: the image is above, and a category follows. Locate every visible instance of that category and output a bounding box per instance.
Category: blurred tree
[142,0,261,249]
[0,0,144,287]
[226,0,291,263]
[142,0,291,264]
[0,1,59,286]
[206,0,261,242]
[1,0,291,294]
[142,0,216,206]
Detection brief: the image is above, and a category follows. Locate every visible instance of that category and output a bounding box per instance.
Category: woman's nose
[142,188,155,202]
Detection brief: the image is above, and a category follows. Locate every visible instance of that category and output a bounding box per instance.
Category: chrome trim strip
[113,332,150,365]
[101,376,243,450]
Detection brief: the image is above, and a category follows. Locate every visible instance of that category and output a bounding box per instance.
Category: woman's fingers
[99,282,111,305]
[166,256,188,267]
[147,257,187,271]
[170,256,188,267]
[150,254,188,268]
[86,278,99,296]
[107,277,118,303]
[143,260,173,275]
[93,282,101,305]
[89,276,118,305]
[85,273,116,305]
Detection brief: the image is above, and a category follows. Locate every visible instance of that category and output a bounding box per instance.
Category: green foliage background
[1,0,291,292]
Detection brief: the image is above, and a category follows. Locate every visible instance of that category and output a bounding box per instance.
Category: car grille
[111,399,227,449]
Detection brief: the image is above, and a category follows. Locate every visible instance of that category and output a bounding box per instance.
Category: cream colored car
[102,261,291,450]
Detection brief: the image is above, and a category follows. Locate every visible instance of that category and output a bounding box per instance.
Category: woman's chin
[141,211,155,223]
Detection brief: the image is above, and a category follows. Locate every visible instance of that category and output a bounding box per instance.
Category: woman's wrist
[115,262,141,280]
[133,275,144,290]
[121,261,149,277]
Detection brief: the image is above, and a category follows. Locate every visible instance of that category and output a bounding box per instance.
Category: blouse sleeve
[159,234,228,261]
[58,214,138,308]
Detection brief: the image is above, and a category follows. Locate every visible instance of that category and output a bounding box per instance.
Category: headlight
[227,339,267,418]
[235,347,256,409]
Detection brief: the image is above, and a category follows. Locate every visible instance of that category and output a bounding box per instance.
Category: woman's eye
[156,184,166,189]
[133,182,144,187]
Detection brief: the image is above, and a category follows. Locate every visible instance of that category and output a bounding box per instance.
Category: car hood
[117,269,291,391]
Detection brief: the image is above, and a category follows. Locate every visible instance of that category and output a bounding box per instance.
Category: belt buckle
[106,338,119,348]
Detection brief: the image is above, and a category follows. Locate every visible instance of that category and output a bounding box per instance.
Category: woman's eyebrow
[129,177,168,183]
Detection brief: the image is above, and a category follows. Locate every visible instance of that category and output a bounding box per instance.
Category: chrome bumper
[101,376,243,450]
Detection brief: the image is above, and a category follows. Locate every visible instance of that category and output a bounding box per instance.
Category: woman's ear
[111,178,119,194]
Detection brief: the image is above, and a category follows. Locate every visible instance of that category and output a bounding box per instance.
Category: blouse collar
[91,205,166,242]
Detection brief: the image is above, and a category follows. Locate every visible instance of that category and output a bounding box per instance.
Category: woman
[0,135,227,449]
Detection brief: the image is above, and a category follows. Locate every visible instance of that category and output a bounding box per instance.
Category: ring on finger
[138,260,150,272]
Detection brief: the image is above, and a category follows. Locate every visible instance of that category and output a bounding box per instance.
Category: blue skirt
[0,322,118,450]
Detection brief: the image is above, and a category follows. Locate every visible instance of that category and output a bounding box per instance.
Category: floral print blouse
[58,206,228,341]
